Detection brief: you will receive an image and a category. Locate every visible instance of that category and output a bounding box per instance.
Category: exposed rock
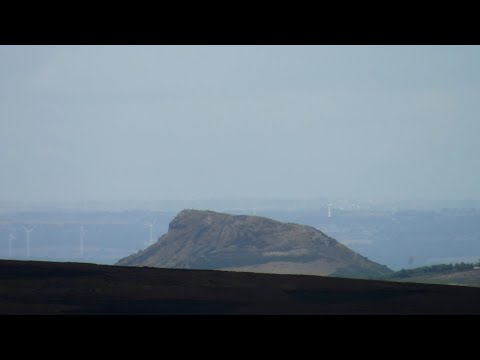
[116,209,392,278]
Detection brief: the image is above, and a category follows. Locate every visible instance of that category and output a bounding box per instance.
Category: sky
[0,45,479,203]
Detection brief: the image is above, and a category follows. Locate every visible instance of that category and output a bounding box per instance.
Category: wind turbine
[79,225,87,258]
[145,222,155,245]
[23,226,34,259]
[8,231,15,258]
[327,203,332,218]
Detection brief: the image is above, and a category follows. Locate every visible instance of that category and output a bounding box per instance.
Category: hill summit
[116,209,392,278]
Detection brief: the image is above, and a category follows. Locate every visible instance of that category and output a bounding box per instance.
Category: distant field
[396,270,480,287]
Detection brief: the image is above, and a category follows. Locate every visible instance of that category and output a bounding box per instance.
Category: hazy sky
[1,45,479,202]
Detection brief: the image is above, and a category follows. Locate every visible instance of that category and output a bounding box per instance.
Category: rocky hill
[116,209,392,278]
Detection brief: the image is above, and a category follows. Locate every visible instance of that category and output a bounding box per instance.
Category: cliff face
[116,209,392,278]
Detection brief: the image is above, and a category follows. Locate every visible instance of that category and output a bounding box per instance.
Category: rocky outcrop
[116,209,392,278]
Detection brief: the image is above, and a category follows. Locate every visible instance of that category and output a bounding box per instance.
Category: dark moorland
[1,259,480,314]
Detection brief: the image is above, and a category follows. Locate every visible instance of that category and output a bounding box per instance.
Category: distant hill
[2,259,480,314]
[116,209,392,278]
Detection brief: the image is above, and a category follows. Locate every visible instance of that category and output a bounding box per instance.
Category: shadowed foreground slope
[1,260,480,314]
